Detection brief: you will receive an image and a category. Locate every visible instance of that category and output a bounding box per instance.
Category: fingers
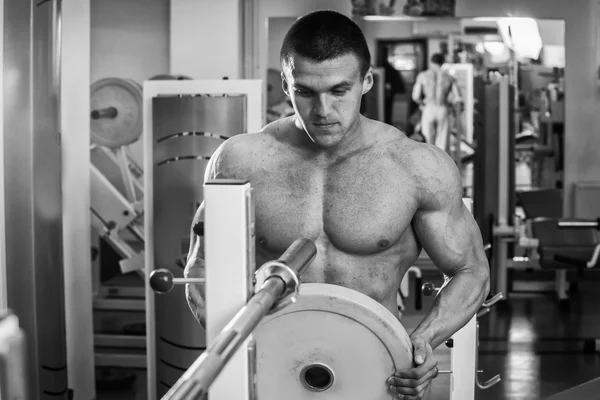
[388,369,437,400]
[389,339,438,399]
[412,337,427,365]
[388,366,439,390]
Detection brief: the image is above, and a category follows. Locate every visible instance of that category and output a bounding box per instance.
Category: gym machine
[483,76,599,309]
[143,79,262,399]
[89,77,147,374]
[89,75,208,371]
[544,218,600,399]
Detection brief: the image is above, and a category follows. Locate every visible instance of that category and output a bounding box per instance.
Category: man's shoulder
[219,130,274,156]
[385,138,460,191]
[214,117,295,163]
[408,144,462,205]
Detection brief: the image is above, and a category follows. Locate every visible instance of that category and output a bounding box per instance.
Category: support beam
[61,0,95,398]
[0,0,5,310]
[204,181,255,400]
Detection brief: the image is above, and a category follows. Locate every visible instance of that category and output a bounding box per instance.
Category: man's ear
[281,72,290,97]
[362,67,374,95]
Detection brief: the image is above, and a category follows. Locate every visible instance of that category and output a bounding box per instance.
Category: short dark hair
[431,53,445,66]
[280,10,371,78]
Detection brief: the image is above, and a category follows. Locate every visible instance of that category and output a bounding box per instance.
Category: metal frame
[449,198,477,400]
[61,1,96,397]
[493,76,512,299]
[0,0,5,311]
[144,79,262,400]
[204,181,255,400]
[450,316,477,399]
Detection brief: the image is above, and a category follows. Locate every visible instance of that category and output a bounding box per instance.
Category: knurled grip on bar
[254,238,317,313]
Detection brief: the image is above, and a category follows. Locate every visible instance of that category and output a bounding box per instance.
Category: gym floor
[97,270,600,400]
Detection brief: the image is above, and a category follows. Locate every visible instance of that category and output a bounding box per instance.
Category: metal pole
[162,278,283,400]
[557,220,600,229]
[162,238,317,400]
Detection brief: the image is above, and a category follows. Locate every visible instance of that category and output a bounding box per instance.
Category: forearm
[184,239,207,328]
[411,266,489,349]
[185,272,206,327]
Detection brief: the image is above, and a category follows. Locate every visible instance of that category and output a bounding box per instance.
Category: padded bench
[532,218,599,269]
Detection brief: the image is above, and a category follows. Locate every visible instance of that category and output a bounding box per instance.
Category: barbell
[149,238,412,399]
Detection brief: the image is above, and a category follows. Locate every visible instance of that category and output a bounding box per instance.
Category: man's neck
[294,115,368,162]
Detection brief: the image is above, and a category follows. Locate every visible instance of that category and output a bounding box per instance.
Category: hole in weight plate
[301,364,334,391]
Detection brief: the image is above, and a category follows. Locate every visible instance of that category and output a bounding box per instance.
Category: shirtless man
[412,53,463,152]
[185,10,490,399]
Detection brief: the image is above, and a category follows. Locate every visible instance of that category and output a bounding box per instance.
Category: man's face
[282,53,373,149]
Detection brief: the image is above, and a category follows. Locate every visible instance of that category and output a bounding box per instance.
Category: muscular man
[412,53,463,152]
[185,10,489,399]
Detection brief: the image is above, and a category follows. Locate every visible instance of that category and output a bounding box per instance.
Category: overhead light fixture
[361,15,427,21]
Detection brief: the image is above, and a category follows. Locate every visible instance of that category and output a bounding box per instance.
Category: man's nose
[313,94,331,117]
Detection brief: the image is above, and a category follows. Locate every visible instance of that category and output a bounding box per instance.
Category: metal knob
[149,268,205,294]
[422,282,439,297]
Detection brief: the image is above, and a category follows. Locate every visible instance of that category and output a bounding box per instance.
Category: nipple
[377,239,390,249]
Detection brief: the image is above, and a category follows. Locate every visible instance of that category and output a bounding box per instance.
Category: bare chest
[249,153,419,257]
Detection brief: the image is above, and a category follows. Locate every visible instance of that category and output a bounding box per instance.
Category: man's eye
[295,89,310,95]
[332,90,347,96]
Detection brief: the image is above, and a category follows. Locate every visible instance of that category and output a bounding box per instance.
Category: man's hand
[387,337,439,399]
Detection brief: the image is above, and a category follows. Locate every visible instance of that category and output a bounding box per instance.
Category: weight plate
[255,283,413,400]
[90,78,143,148]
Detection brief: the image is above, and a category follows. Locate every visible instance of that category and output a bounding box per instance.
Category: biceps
[414,204,483,275]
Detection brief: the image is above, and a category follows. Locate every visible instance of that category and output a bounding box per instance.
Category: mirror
[266,16,566,201]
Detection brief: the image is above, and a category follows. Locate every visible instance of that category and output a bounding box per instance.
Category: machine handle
[149,269,205,294]
[278,238,317,277]
[482,292,504,308]
[422,282,439,297]
[475,321,502,390]
[477,374,502,390]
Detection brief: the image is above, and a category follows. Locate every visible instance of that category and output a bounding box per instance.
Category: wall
[170,0,243,79]
[91,0,169,166]
[537,19,565,47]
[91,0,169,83]
[267,17,296,70]
[256,0,351,83]
[454,0,598,216]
